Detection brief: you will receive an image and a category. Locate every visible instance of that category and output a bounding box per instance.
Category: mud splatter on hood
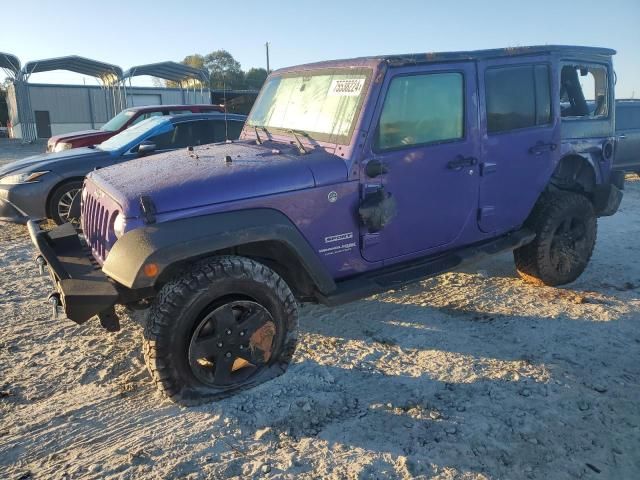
[88,141,348,217]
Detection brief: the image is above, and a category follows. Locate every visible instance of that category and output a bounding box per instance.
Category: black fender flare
[102,208,336,294]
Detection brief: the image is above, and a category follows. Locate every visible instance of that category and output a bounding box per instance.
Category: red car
[46,104,223,152]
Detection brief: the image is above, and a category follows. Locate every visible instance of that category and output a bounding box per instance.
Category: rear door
[615,103,640,171]
[360,62,481,263]
[477,57,559,234]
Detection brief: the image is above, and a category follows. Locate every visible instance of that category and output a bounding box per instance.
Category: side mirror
[137,141,156,156]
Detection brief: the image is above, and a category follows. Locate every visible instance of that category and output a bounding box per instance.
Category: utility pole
[265,42,270,74]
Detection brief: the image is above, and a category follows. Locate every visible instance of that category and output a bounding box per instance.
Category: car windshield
[100,110,137,132]
[98,116,169,152]
[247,68,371,144]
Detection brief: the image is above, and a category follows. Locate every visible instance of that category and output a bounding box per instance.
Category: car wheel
[514,191,597,286]
[49,181,83,225]
[143,256,298,404]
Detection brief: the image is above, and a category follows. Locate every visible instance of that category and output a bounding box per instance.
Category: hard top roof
[378,45,615,65]
[275,45,616,74]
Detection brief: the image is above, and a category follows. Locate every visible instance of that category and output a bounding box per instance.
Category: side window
[195,120,222,144]
[485,64,551,133]
[560,65,609,118]
[194,120,245,144]
[376,72,464,151]
[227,120,244,140]
[146,127,176,150]
[130,111,163,126]
[146,122,196,150]
[169,110,190,116]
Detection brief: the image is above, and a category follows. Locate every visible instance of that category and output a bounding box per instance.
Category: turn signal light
[143,263,159,278]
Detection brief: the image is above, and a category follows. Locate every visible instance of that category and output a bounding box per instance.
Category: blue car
[0,112,245,224]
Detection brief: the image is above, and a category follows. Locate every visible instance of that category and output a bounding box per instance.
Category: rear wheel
[143,256,298,404]
[48,181,82,225]
[514,191,597,286]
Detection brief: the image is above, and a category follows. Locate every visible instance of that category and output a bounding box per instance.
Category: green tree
[165,54,207,88]
[244,68,268,91]
[182,54,206,70]
[204,50,245,89]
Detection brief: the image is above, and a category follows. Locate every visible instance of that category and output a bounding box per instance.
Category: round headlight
[113,213,127,238]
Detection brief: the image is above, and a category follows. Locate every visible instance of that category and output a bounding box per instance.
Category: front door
[34,110,51,138]
[360,62,480,263]
[477,57,560,234]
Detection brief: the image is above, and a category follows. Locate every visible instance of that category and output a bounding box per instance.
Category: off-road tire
[514,191,597,286]
[143,256,298,404]
[48,180,83,225]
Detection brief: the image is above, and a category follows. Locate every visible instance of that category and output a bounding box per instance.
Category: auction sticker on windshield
[329,78,366,97]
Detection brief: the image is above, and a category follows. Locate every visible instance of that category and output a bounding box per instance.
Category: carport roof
[0,52,21,76]
[122,61,209,85]
[21,55,123,83]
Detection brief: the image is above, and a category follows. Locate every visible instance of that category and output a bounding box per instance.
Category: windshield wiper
[286,129,308,155]
[253,125,263,145]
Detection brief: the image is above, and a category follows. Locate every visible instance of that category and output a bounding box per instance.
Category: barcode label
[328,78,365,96]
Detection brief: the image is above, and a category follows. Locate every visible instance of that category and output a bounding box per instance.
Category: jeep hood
[89,142,348,216]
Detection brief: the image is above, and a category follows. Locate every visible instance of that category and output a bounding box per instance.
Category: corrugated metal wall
[8,83,210,137]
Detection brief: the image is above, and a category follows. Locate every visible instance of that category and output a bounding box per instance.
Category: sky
[2,0,639,97]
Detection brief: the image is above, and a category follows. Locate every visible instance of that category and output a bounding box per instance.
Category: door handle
[447,155,478,170]
[618,134,627,140]
[529,142,557,155]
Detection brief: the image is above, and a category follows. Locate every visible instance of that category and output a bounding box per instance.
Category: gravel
[1,160,639,478]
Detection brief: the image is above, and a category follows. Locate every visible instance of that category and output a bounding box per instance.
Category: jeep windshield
[247,68,371,145]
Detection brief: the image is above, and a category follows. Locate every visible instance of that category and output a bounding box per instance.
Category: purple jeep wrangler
[28,45,624,403]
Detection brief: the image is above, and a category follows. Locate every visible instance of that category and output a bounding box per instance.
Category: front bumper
[0,182,51,223]
[27,220,120,326]
[0,195,30,223]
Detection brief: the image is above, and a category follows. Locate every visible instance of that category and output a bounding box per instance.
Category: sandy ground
[0,151,639,478]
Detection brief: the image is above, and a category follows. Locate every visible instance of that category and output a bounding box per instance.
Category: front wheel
[514,192,597,286]
[143,256,298,404]
[48,181,82,225]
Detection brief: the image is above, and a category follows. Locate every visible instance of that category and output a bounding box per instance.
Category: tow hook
[47,292,61,319]
[35,255,46,275]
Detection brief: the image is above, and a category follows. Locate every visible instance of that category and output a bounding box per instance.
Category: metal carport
[19,56,124,141]
[122,61,209,106]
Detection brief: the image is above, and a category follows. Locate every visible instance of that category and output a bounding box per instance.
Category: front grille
[80,181,119,264]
